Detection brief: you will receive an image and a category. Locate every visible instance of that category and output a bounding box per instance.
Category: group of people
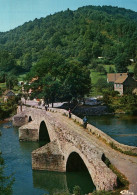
[68,108,88,128]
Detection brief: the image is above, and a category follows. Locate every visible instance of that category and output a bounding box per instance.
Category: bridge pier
[12,113,28,127]
[19,121,39,141]
[32,140,65,172]
[12,106,137,193]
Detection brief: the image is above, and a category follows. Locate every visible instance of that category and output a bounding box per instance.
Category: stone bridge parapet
[12,105,137,193]
[47,107,137,154]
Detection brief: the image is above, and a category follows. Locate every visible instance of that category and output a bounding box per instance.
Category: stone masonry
[12,106,137,193]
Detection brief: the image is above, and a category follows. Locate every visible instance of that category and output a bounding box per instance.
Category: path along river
[0,114,137,194]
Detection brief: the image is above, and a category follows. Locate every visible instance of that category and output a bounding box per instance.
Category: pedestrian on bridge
[45,105,48,111]
[68,108,71,118]
[83,116,88,128]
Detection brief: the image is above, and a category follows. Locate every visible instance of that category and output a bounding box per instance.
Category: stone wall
[32,140,65,172]
[19,121,39,141]
[13,105,137,191]
[47,107,137,154]
[19,106,117,191]
[12,113,28,127]
[15,105,137,153]
[31,114,117,191]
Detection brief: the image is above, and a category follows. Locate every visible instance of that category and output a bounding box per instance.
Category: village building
[107,73,128,83]
[3,90,15,102]
[107,73,137,95]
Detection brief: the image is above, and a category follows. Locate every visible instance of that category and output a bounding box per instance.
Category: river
[0,114,137,195]
[0,122,95,195]
[87,114,137,147]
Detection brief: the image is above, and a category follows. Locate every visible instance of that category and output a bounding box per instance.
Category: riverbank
[73,105,111,116]
[102,93,137,116]
[59,103,111,116]
[0,117,13,124]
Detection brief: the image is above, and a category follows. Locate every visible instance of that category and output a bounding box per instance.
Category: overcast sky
[0,0,137,32]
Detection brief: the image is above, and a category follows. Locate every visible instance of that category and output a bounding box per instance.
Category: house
[3,90,15,102]
[107,73,128,83]
[107,73,137,95]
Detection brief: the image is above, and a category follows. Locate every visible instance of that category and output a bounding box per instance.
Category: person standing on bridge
[68,108,71,118]
[45,105,48,111]
[83,116,88,128]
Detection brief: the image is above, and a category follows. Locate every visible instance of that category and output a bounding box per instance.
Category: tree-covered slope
[0,5,137,72]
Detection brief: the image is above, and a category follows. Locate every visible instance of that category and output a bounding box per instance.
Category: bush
[73,186,81,195]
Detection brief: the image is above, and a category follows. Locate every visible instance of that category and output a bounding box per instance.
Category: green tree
[96,65,107,74]
[134,62,137,79]
[95,78,107,93]
[120,94,137,115]
[92,41,102,58]
[6,74,18,90]
[21,53,32,71]
[108,66,115,73]
[115,53,129,73]
[43,74,62,107]
[95,78,113,93]
[0,51,16,72]
[26,51,65,104]
[51,33,62,47]
[0,72,6,83]
[64,60,91,101]
[27,53,91,104]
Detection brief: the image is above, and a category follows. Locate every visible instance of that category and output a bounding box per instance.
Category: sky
[0,0,137,32]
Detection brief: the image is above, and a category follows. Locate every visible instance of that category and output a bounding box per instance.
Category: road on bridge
[46,110,137,195]
[19,102,137,194]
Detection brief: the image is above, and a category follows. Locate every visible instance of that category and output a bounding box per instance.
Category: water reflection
[33,170,68,194]
[66,172,95,194]
[32,170,95,195]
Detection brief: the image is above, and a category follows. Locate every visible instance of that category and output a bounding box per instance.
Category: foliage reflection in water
[33,170,95,194]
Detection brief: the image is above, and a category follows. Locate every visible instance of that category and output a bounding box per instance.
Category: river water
[0,122,95,195]
[0,114,137,195]
[87,114,137,147]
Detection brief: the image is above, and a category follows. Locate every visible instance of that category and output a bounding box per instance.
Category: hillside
[0,5,137,73]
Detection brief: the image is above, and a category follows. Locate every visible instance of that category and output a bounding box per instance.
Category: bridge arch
[39,120,50,142]
[65,150,96,193]
[66,152,88,172]
[65,147,95,181]
[28,116,32,122]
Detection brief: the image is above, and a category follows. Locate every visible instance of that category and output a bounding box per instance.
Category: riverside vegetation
[0,97,18,194]
[102,90,137,115]
[0,97,19,121]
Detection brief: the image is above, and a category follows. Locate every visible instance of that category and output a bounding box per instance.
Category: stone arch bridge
[13,106,137,193]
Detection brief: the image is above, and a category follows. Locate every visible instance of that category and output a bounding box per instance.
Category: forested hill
[0,5,137,73]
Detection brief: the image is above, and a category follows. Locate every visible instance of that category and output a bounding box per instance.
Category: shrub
[73,186,81,195]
